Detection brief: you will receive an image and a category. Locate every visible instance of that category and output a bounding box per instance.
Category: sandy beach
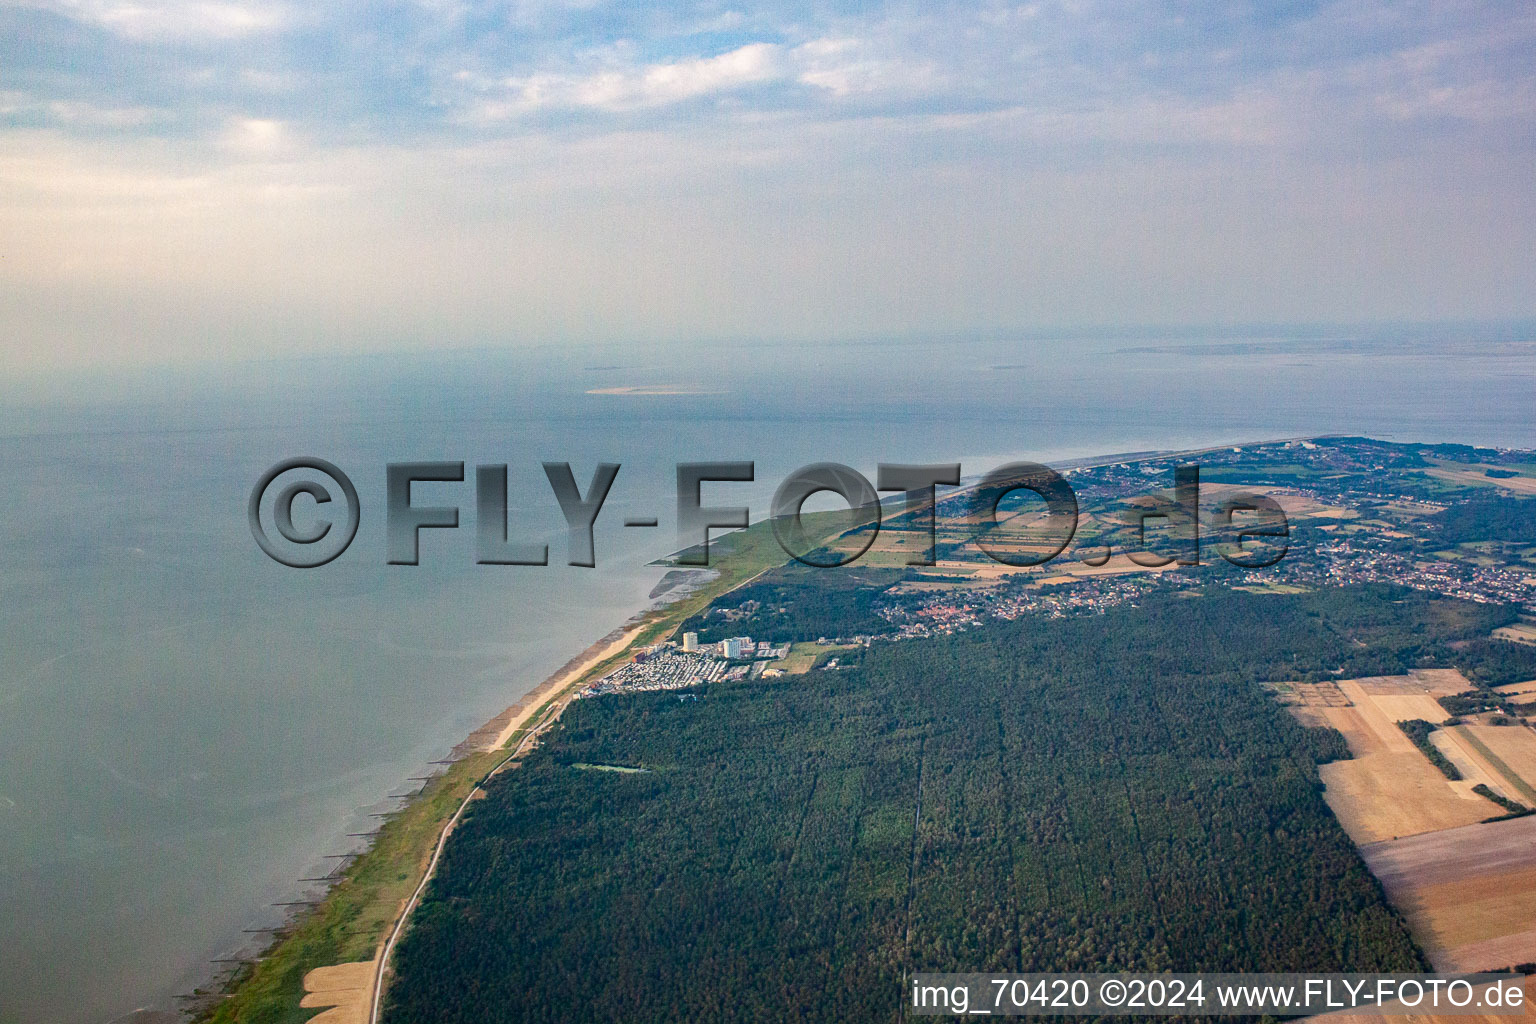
[478,624,646,752]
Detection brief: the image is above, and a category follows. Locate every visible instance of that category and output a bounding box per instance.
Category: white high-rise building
[721,637,743,659]
[681,632,699,652]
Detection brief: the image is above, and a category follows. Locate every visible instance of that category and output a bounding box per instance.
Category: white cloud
[23,0,291,40]
[1354,30,1536,124]
[639,42,781,104]
[219,116,290,155]
[461,36,928,120]
[479,42,787,116]
[2,0,1535,372]
[46,99,158,127]
[0,91,162,128]
[791,37,936,97]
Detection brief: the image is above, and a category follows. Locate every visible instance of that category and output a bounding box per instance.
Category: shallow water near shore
[1,328,1533,1024]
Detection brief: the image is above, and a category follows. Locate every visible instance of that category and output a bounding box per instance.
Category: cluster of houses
[580,633,791,699]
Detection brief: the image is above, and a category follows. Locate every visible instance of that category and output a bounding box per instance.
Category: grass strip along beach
[195,521,797,1023]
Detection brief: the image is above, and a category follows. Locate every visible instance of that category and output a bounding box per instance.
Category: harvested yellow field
[920,551,1186,578]
[1314,976,1536,1024]
[1494,623,1536,646]
[1318,746,1490,843]
[1336,681,1420,753]
[1212,484,1357,520]
[1371,693,1451,725]
[966,561,1052,579]
[1305,506,1361,519]
[1456,725,1536,805]
[1428,730,1508,796]
[1345,670,1471,697]
[1407,667,1478,695]
[1357,815,1536,972]
[1288,672,1536,985]
[301,959,377,1024]
[1070,553,1185,576]
[1426,465,1536,495]
[1495,680,1536,697]
[1313,704,1488,843]
[1295,676,1493,843]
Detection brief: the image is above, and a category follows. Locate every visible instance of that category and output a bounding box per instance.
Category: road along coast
[194,522,790,1024]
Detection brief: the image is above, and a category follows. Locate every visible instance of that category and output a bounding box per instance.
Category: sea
[0,328,1532,1023]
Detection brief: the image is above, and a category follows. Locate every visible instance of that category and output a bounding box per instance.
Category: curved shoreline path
[360,564,779,1023]
[365,619,647,1024]
[484,628,641,751]
[367,712,538,1024]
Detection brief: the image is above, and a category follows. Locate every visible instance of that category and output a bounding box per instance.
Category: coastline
[193,526,788,1024]
[192,615,664,1024]
[353,561,777,1021]
[449,569,723,758]
[457,623,641,757]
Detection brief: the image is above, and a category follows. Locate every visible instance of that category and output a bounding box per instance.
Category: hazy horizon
[3,1,1536,373]
[6,317,1536,413]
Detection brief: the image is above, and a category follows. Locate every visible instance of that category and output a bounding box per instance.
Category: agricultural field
[1429,729,1517,798]
[1494,622,1536,646]
[1288,674,1500,843]
[1358,816,1536,972]
[1449,725,1536,805]
[1231,581,1310,594]
[1424,461,1536,495]
[1318,977,1536,1024]
[1280,660,1536,986]
[774,641,854,675]
[299,959,375,1024]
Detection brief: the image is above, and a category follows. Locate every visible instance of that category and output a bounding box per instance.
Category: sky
[1,0,1534,371]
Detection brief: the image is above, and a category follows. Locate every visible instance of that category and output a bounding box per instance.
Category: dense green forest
[377,586,1488,1024]
[1451,637,1536,688]
[680,563,905,642]
[1430,495,1535,545]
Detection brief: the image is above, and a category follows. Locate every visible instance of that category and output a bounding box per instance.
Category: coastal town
[581,438,1536,699]
[876,438,1536,636]
[579,633,793,698]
